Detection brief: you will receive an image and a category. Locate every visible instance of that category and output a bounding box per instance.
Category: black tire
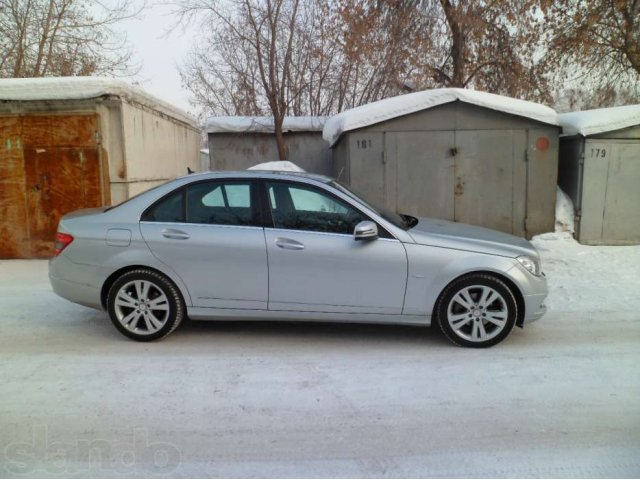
[434,273,517,348]
[106,268,185,342]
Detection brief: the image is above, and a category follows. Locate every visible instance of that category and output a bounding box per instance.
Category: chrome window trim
[264,226,401,242]
[261,178,403,241]
[139,220,264,231]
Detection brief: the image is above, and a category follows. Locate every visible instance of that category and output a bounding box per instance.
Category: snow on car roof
[322,88,559,146]
[0,77,197,127]
[558,104,640,137]
[206,116,327,133]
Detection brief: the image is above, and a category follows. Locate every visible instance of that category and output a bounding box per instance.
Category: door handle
[274,237,305,250]
[161,228,190,240]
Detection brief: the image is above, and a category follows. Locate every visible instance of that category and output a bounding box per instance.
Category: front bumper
[522,291,547,325]
[508,263,549,326]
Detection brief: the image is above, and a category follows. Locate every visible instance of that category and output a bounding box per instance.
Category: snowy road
[1,235,639,477]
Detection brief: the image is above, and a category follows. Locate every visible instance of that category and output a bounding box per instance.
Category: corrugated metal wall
[208,131,331,175]
[119,102,201,199]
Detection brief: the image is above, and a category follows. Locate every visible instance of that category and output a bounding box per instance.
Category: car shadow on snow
[59,304,547,350]
[173,318,448,348]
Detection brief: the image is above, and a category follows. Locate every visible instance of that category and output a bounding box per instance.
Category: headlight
[517,255,541,276]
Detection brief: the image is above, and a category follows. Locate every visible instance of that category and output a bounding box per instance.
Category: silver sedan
[49,171,548,347]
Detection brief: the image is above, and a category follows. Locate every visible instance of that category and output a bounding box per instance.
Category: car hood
[406,217,538,258]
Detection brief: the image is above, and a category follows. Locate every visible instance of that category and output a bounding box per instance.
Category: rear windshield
[104,182,170,212]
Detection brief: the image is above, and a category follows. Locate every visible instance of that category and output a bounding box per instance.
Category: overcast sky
[120,1,197,114]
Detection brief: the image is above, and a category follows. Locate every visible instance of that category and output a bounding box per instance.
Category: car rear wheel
[435,273,517,348]
[107,269,185,341]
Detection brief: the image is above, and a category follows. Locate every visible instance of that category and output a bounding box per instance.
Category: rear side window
[141,190,183,222]
[186,181,254,226]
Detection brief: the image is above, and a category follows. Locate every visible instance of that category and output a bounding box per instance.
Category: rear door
[140,179,268,309]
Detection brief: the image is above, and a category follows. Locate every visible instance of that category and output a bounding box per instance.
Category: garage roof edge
[322,88,559,147]
[0,77,198,127]
[206,116,327,133]
[558,104,640,137]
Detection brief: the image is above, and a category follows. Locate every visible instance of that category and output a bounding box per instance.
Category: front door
[140,179,268,309]
[262,180,407,314]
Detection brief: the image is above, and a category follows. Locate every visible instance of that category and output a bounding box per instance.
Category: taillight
[54,232,74,255]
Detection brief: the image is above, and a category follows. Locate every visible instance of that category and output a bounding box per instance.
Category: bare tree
[330,0,433,109]
[0,0,142,78]
[540,0,640,109]
[176,0,433,158]
[176,0,308,159]
[410,0,551,102]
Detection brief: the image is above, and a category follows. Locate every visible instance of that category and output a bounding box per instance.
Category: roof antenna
[187,167,194,174]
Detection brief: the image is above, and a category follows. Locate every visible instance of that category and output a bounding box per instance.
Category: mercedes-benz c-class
[49,171,547,347]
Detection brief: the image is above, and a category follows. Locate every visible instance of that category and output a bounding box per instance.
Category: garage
[0,77,201,259]
[206,116,330,175]
[324,88,560,238]
[558,104,640,245]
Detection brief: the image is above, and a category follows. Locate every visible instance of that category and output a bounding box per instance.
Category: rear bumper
[49,255,103,310]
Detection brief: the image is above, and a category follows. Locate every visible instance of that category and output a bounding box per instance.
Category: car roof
[176,170,334,183]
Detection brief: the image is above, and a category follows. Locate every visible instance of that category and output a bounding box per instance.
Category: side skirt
[187,307,431,326]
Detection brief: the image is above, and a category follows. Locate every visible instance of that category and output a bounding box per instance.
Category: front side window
[187,181,253,226]
[265,181,366,234]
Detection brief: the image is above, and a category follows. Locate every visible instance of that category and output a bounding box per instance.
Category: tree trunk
[623,1,640,75]
[274,117,287,160]
[440,0,465,87]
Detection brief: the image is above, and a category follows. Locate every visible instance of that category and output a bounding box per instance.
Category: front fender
[402,243,521,317]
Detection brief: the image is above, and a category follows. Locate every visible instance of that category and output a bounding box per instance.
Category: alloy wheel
[446,285,509,343]
[113,280,170,335]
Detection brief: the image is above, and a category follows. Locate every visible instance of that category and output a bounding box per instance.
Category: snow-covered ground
[1,228,639,477]
[531,187,640,314]
[533,231,640,313]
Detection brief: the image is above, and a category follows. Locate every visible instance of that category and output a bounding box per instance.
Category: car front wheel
[435,273,517,348]
[107,269,185,341]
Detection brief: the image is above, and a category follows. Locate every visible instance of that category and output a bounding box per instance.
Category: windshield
[330,180,417,230]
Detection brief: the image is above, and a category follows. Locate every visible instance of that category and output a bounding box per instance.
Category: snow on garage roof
[558,104,640,137]
[0,77,197,126]
[248,161,306,172]
[206,116,327,133]
[323,88,559,146]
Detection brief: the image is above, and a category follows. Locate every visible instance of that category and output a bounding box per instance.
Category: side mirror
[353,220,378,241]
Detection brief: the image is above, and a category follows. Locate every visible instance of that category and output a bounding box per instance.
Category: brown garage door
[0,114,106,258]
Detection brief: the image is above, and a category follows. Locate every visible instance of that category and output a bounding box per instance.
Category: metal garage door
[455,130,526,234]
[602,143,640,243]
[581,140,640,244]
[0,114,105,258]
[384,130,527,236]
[393,131,455,219]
